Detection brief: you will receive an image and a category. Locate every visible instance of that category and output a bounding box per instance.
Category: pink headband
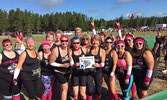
[17,35,23,40]
[47,32,54,37]
[42,41,51,47]
[26,40,35,44]
[117,41,125,46]
[125,35,133,40]
[92,37,100,43]
[134,39,145,43]
[60,35,69,41]
[2,41,12,46]
[100,34,106,37]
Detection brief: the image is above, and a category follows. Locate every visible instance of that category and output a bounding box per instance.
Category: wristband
[70,61,74,67]
[145,77,151,82]
[127,66,132,75]
[99,63,104,68]
[125,75,130,79]
[146,70,153,78]
[110,72,115,78]
[73,64,76,68]
[99,64,102,68]
[92,26,95,29]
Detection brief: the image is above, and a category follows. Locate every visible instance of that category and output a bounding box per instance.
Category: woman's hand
[125,79,129,84]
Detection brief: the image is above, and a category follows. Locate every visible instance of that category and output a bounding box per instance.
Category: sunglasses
[135,42,143,45]
[82,38,88,40]
[126,39,131,42]
[73,42,80,44]
[61,40,68,42]
[106,41,112,44]
[117,44,124,48]
[4,43,12,46]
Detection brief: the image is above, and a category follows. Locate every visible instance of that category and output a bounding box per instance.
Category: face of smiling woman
[92,39,100,47]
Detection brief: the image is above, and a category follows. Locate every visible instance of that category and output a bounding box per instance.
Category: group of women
[0,23,159,100]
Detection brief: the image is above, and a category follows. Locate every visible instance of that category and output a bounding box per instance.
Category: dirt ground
[0,55,167,100]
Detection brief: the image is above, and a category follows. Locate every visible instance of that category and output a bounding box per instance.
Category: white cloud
[156,12,167,16]
[20,0,66,7]
[125,13,132,18]
[117,0,133,4]
[89,8,98,13]
[133,11,143,17]
[125,11,143,18]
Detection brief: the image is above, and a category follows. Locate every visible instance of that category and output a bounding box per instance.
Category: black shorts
[133,75,153,90]
[102,66,113,76]
[56,72,70,84]
[0,78,21,96]
[132,67,153,90]
[71,69,88,86]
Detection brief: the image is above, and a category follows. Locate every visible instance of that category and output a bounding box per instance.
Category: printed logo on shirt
[32,68,40,76]
[3,59,18,66]
[61,55,69,63]
[7,63,17,75]
[45,60,49,66]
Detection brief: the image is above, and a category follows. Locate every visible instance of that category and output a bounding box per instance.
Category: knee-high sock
[48,90,52,100]
[52,82,57,95]
[113,93,118,100]
[131,84,136,98]
[108,90,113,100]
[139,95,148,99]
[87,95,92,100]
[96,94,102,100]
[42,94,47,100]
[4,96,12,100]
[12,96,20,100]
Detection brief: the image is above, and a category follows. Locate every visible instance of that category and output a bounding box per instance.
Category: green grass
[0,31,166,52]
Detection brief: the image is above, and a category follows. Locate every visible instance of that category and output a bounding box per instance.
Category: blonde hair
[81,33,91,44]
[75,27,82,32]
[55,30,63,35]
[25,37,35,43]
[91,34,101,44]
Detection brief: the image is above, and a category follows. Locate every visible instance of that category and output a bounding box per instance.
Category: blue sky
[1,0,167,20]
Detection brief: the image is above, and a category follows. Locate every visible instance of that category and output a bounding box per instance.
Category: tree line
[0,8,167,32]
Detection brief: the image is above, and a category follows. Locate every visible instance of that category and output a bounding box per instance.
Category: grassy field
[0,31,167,46]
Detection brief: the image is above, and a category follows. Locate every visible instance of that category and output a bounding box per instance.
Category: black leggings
[22,79,39,99]
[0,78,21,96]
[117,73,133,99]
[87,69,103,96]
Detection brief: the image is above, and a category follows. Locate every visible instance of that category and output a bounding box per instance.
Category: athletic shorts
[56,72,70,84]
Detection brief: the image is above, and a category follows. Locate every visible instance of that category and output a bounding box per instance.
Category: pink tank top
[117,52,128,70]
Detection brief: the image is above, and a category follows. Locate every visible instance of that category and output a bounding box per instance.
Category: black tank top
[21,50,40,80]
[102,49,114,74]
[0,51,19,75]
[72,48,85,67]
[41,52,54,75]
[54,47,70,72]
[132,54,147,76]
[87,47,101,64]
